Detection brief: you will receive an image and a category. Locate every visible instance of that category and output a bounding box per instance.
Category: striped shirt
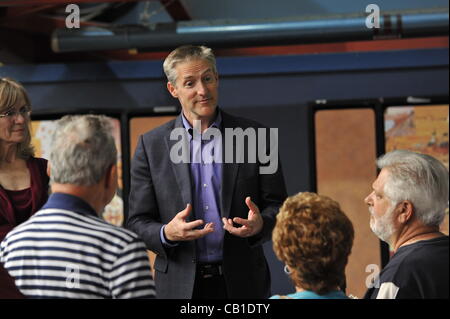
[0,193,155,299]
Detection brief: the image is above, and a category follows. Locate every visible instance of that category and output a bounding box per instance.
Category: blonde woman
[0,78,49,241]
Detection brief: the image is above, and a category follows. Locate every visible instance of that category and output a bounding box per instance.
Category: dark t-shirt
[365,236,449,299]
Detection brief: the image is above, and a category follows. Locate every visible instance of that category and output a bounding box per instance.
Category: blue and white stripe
[0,208,155,299]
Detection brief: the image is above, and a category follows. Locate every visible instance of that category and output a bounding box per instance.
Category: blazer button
[192,258,196,263]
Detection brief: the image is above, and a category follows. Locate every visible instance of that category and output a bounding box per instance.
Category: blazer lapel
[165,115,193,221]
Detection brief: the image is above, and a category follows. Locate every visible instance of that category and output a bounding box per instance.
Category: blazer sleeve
[248,129,287,247]
[126,135,167,258]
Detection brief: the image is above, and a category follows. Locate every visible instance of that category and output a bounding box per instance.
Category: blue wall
[2,48,447,108]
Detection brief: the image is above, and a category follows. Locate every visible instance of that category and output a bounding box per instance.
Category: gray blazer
[127,110,287,299]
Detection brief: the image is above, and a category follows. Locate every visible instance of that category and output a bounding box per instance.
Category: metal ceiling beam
[88,36,448,61]
[51,9,449,53]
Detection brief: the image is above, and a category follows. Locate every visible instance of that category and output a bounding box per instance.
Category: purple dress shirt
[161,111,225,263]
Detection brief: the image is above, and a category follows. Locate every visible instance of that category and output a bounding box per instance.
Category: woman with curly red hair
[271,192,354,299]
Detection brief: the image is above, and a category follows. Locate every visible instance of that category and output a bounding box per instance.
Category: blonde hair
[0,78,34,160]
[273,192,354,295]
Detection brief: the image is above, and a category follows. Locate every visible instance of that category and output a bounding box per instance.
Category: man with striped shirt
[0,115,155,299]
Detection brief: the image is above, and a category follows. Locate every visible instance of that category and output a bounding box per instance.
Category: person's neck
[184,111,216,133]
[392,222,443,252]
[0,143,19,165]
[51,183,104,216]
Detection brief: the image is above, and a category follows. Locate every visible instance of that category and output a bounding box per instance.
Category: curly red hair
[272,192,354,295]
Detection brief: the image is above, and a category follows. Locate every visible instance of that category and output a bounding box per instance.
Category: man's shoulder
[83,213,141,243]
[373,238,449,299]
[66,210,143,246]
[381,238,449,280]
[6,208,140,246]
[400,237,449,268]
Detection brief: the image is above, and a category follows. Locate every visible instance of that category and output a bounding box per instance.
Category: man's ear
[397,200,414,224]
[167,81,178,98]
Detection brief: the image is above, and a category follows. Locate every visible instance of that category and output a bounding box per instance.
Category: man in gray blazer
[127,45,287,299]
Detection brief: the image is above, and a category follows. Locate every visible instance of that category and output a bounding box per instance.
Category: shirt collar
[181,108,222,135]
[41,192,98,218]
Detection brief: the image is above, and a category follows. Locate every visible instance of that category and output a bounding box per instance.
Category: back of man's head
[49,115,117,186]
[377,150,449,227]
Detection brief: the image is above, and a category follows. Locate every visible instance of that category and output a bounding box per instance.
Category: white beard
[369,204,396,243]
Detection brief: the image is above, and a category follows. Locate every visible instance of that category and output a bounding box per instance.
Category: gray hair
[50,115,117,186]
[377,150,449,227]
[163,45,217,85]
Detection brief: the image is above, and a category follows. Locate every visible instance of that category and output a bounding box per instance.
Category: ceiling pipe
[51,8,449,53]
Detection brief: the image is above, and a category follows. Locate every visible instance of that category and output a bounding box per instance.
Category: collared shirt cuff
[160,225,178,247]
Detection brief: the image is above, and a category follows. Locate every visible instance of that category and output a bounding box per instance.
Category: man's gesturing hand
[164,204,214,241]
[222,197,263,238]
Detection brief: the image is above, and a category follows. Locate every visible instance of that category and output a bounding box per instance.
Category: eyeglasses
[0,106,31,119]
